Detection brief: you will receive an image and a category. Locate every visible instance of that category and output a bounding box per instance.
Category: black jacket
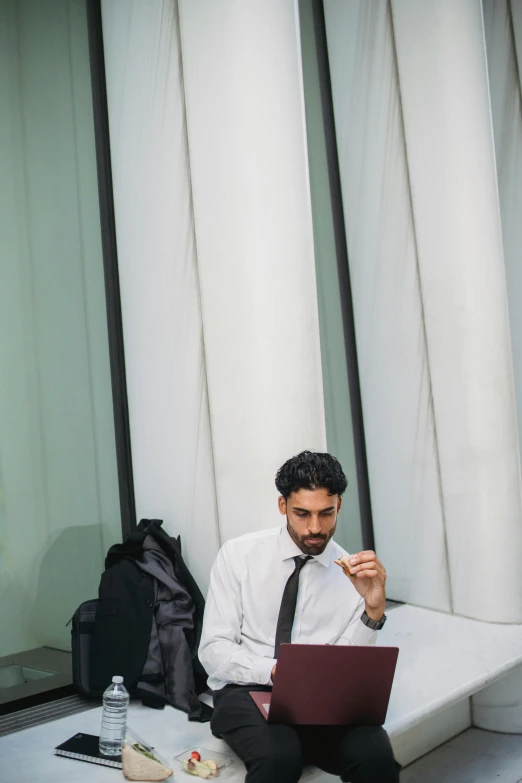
[89,519,211,721]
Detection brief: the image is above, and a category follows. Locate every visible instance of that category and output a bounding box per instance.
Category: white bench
[382,604,522,765]
[2,603,522,782]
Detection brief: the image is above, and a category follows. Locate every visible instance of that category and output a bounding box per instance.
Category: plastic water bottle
[99,676,129,756]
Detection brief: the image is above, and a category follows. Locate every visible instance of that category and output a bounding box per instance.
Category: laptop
[249,643,398,725]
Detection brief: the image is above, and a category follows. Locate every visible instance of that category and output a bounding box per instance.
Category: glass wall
[299,0,372,554]
[0,0,122,700]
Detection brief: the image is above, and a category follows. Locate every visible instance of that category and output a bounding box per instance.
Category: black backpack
[70,597,100,697]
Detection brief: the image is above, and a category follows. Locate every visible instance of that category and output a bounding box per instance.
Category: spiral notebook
[54,732,122,768]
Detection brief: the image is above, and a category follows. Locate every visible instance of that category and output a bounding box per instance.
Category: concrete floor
[402,728,522,783]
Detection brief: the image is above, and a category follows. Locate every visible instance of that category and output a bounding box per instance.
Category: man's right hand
[271,664,277,681]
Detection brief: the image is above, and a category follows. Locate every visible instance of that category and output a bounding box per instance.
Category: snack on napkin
[122,743,173,781]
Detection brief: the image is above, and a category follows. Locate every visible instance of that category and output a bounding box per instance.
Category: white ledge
[382,604,522,736]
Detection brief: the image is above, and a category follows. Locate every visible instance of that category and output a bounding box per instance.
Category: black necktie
[274,556,312,657]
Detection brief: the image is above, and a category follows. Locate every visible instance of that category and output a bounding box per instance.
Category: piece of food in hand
[334,558,353,576]
[122,743,173,781]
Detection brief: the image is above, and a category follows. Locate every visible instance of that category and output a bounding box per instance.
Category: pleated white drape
[102,0,326,587]
[474,3,522,718]
[325,0,522,622]
[103,0,522,622]
[392,0,522,623]
[177,0,326,544]
[484,0,522,546]
[101,0,220,593]
[324,0,452,612]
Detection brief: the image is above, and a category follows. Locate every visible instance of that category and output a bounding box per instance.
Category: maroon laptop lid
[250,644,398,726]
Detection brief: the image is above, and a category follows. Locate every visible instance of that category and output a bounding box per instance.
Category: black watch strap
[361,610,387,630]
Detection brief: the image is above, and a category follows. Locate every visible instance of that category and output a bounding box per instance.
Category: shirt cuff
[252,656,278,685]
[351,617,378,646]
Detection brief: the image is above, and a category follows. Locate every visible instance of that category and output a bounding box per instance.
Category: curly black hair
[275,451,347,499]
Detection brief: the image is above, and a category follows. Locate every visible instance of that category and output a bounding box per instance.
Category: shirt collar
[279,524,333,568]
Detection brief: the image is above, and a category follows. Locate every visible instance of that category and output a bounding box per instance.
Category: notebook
[54,732,122,768]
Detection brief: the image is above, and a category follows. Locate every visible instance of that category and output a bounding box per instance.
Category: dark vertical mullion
[86,0,136,539]
[310,0,375,551]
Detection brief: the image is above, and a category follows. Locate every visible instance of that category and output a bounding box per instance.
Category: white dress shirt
[199,525,377,691]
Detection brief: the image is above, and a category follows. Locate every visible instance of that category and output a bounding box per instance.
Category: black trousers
[211,685,401,783]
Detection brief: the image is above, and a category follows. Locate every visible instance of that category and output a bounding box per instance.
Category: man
[199,451,400,782]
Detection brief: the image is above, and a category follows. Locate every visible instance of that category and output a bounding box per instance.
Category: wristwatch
[361,610,387,631]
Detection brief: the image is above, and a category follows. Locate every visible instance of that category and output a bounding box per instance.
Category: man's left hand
[334,550,386,621]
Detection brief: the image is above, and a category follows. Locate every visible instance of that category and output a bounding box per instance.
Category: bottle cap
[112,676,124,684]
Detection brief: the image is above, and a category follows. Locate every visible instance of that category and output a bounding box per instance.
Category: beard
[286,518,336,555]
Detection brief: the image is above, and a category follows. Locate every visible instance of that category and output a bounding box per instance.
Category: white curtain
[324,0,522,622]
[391,0,522,622]
[177,0,326,544]
[484,0,522,541]
[101,0,220,595]
[104,0,522,622]
[324,0,452,612]
[102,0,327,593]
